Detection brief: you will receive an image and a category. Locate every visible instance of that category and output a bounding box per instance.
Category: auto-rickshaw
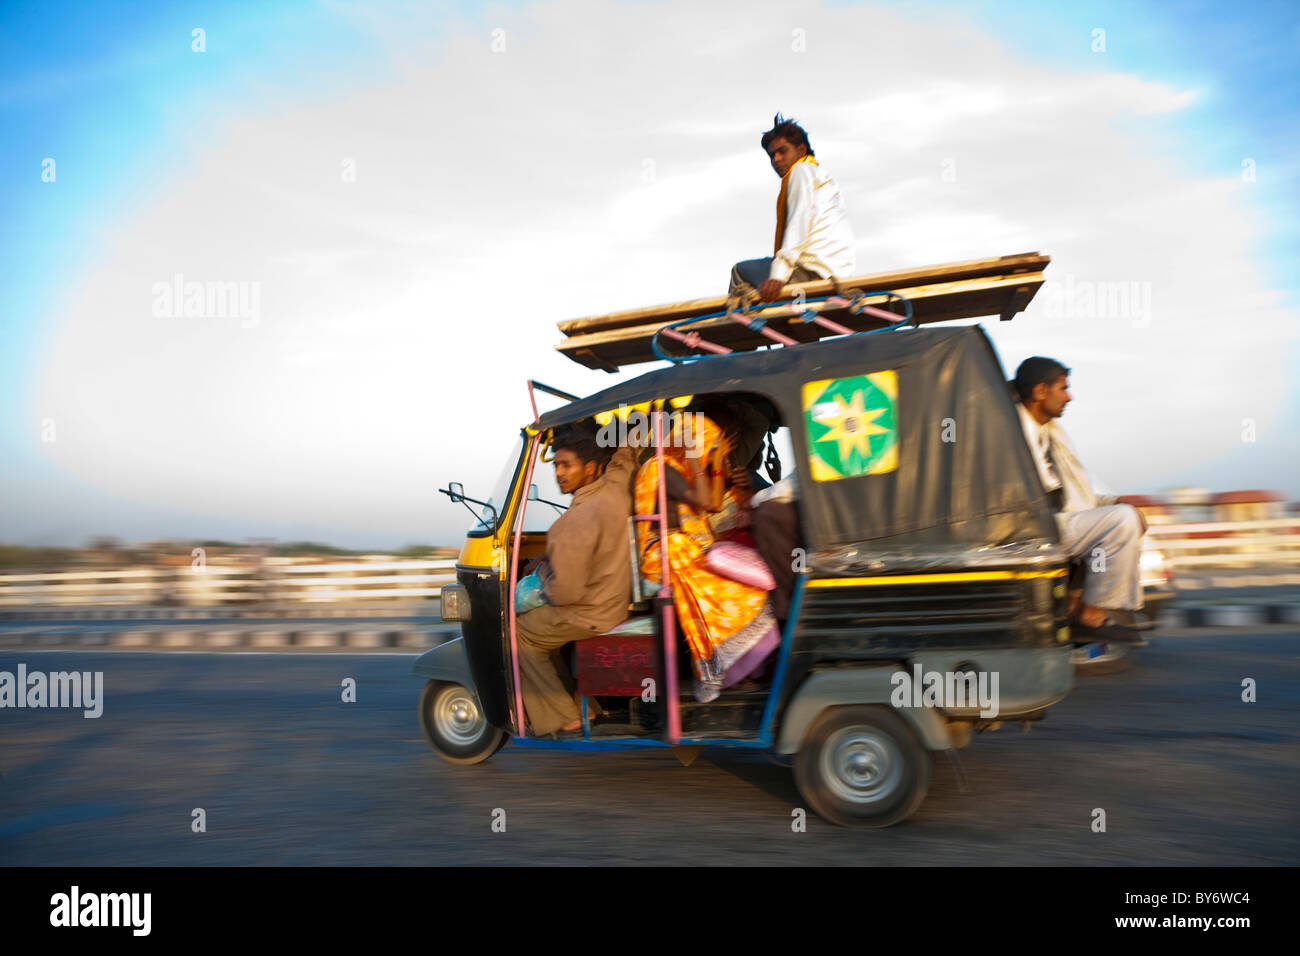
[414,255,1077,827]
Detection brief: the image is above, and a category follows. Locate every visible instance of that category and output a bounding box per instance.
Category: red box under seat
[575,632,659,697]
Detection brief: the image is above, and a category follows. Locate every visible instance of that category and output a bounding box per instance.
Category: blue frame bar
[757,574,807,747]
[509,737,673,752]
[508,737,769,752]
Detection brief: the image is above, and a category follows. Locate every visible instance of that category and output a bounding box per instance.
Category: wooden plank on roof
[999,281,1039,321]
[556,251,1049,338]
[558,270,1046,371]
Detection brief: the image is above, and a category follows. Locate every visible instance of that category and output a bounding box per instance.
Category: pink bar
[857,303,908,325]
[727,311,797,345]
[811,314,854,335]
[785,299,851,334]
[829,295,907,327]
[526,381,539,423]
[653,409,681,743]
[661,326,732,355]
[508,433,542,737]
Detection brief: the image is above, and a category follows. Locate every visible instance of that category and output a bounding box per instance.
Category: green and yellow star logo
[802,371,898,481]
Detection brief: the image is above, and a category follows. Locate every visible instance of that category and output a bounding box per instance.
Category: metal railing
[0,557,459,607]
[1,516,1296,607]
[1146,518,1300,569]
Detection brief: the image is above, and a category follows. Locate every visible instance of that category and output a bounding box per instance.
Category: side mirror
[448,482,465,503]
[528,484,540,501]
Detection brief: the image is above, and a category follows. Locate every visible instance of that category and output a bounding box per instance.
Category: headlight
[1139,550,1165,571]
[440,583,471,622]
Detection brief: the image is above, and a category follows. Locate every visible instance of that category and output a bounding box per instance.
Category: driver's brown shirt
[538,446,636,633]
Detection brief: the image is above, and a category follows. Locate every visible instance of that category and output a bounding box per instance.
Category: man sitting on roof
[729,113,856,305]
[1013,357,1147,641]
[516,421,637,736]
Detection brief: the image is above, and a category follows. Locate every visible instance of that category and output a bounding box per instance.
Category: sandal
[1070,616,1144,646]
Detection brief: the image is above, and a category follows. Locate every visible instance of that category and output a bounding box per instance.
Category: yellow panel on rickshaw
[803,371,899,481]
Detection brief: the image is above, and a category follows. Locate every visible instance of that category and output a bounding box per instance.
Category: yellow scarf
[774,155,818,254]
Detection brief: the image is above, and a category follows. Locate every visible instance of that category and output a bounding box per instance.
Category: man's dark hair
[1013,356,1071,403]
[550,419,613,468]
[761,112,814,157]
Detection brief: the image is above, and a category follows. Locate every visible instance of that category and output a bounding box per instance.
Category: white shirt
[1017,404,1062,495]
[770,161,856,283]
[1017,403,1115,514]
[750,473,799,507]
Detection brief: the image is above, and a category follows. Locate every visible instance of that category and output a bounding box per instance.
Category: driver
[1013,357,1147,641]
[516,420,636,736]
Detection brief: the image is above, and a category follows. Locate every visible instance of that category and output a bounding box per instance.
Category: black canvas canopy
[536,326,1060,567]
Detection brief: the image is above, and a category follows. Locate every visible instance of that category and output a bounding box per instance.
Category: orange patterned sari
[634,414,774,701]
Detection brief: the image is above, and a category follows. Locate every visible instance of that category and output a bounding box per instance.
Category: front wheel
[418,680,508,764]
[793,706,930,828]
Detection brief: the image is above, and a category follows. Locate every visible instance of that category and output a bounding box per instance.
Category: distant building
[1116,494,1176,526]
[1119,487,1292,532]
[1162,486,1214,524]
[1211,490,1286,523]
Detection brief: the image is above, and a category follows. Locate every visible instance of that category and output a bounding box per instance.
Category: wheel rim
[435,688,485,746]
[820,726,903,805]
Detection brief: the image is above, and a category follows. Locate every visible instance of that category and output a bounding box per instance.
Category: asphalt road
[2,627,1297,865]
[1172,584,1300,605]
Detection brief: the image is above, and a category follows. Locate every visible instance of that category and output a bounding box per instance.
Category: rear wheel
[419,680,507,764]
[793,706,930,828]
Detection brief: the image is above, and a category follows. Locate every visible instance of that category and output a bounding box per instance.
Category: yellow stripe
[807,569,1067,587]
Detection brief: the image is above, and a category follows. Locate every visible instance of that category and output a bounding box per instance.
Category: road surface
[1,627,1296,865]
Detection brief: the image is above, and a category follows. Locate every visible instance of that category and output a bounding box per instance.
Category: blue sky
[2,0,1297,549]
[927,0,1300,276]
[2,1,390,401]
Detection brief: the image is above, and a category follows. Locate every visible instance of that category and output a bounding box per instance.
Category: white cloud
[18,0,1297,547]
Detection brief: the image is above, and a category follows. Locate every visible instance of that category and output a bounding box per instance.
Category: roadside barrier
[1146,518,1300,569]
[0,557,458,609]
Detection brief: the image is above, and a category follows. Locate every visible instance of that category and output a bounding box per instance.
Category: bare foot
[559,702,597,733]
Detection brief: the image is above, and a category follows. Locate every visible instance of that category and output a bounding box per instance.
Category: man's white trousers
[1055,504,1144,610]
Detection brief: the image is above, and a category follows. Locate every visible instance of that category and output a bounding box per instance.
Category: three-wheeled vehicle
[415,256,1077,827]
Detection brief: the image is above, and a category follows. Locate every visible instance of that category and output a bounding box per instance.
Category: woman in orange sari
[634,412,778,702]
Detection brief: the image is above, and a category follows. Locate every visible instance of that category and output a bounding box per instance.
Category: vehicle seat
[574,516,661,697]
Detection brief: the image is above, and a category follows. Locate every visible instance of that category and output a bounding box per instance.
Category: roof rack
[653,290,915,364]
[554,251,1050,371]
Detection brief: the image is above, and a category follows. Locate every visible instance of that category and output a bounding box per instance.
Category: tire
[793,705,931,828]
[418,680,508,765]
